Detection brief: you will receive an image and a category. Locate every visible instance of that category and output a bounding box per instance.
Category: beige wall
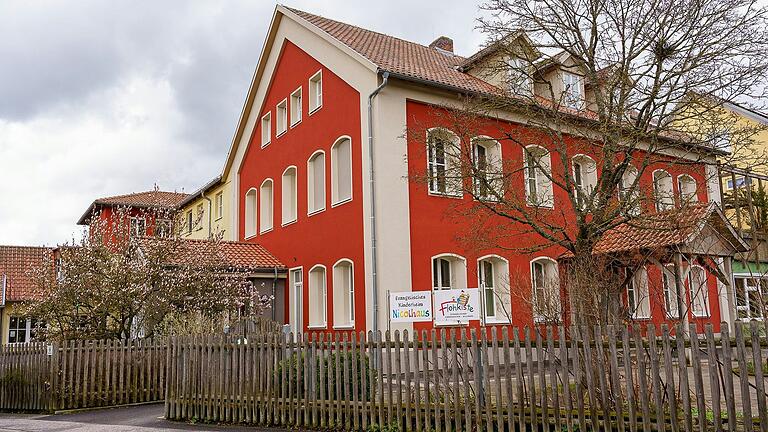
[0,303,24,345]
[179,181,234,241]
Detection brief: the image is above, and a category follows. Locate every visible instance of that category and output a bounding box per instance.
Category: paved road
[0,403,283,432]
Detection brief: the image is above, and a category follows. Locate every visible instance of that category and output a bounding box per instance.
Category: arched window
[259,179,273,233]
[572,154,597,209]
[524,145,554,208]
[626,266,650,319]
[282,166,298,225]
[308,265,327,328]
[427,128,461,196]
[619,164,641,216]
[688,265,709,317]
[530,257,561,322]
[331,137,353,205]
[653,169,674,211]
[431,254,467,290]
[472,137,503,200]
[662,264,680,318]
[307,151,326,214]
[332,259,355,327]
[244,188,257,238]
[677,174,698,205]
[478,255,511,323]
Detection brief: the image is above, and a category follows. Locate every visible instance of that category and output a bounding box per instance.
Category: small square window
[261,112,271,147]
[309,70,322,113]
[276,99,288,136]
[290,87,302,126]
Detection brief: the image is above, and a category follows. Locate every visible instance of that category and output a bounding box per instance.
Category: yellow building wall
[179,179,235,241]
[1,302,20,345]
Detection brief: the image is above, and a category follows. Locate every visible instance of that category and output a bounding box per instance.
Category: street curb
[53,400,163,415]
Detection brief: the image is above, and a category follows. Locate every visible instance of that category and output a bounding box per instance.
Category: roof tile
[0,246,51,302]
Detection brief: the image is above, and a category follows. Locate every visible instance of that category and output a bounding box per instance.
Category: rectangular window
[186,211,193,234]
[129,217,146,237]
[331,138,352,205]
[196,203,204,230]
[663,265,680,318]
[259,180,274,233]
[290,87,302,126]
[689,266,709,317]
[215,192,223,220]
[481,260,495,317]
[290,269,303,335]
[282,168,298,224]
[626,267,650,319]
[155,219,172,237]
[562,72,584,109]
[276,99,288,136]
[308,153,326,214]
[261,112,271,147]
[8,317,36,344]
[428,138,448,194]
[735,277,764,320]
[309,70,322,113]
[525,147,554,207]
[432,258,452,290]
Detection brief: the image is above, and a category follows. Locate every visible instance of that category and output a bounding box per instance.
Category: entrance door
[290,268,303,338]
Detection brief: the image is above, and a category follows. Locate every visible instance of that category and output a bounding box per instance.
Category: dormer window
[507,57,532,96]
[562,72,584,109]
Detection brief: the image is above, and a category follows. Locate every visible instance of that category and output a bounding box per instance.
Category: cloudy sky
[0,1,487,246]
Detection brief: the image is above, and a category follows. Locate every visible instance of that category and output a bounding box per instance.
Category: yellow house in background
[178,175,235,241]
[0,246,49,345]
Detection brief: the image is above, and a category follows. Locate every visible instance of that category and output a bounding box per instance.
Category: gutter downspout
[200,191,213,238]
[368,71,389,335]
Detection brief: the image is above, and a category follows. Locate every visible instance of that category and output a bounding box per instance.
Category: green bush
[275,348,374,399]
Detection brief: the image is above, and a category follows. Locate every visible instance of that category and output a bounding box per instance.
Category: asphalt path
[0,403,287,432]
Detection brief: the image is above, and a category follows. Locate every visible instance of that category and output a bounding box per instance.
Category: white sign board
[389,291,433,322]
[433,288,481,324]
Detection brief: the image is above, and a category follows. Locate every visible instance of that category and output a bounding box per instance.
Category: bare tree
[409,0,768,326]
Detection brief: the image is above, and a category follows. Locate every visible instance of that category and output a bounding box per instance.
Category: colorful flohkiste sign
[433,289,480,324]
[389,291,433,322]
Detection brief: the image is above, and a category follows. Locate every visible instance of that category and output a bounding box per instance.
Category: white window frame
[244,188,258,238]
[734,276,765,320]
[688,265,709,317]
[307,150,326,215]
[261,112,271,148]
[662,264,680,319]
[332,259,355,329]
[562,71,584,110]
[281,166,298,226]
[472,136,502,201]
[571,154,597,210]
[478,255,511,324]
[276,98,288,137]
[507,56,532,96]
[215,192,223,220]
[626,266,651,319]
[431,253,468,291]
[259,179,274,233]
[7,316,36,344]
[290,86,302,127]
[308,264,328,329]
[619,164,641,216]
[427,128,462,197]
[530,257,561,323]
[677,174,698,205]
[653,169,674,211]
[186,210,193,234]
[309,70,323,114]
[331,136,353,206]
[129,217,146,238]
[524,145,554,208]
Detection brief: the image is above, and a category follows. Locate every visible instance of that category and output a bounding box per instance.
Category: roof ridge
[96,190,187,202]
[284,6,465,60]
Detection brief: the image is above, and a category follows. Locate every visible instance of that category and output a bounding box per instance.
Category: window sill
[276,130,287,139]
[259,228,273,235]
[307,208,326,217]
[484,318,511,325]
[281,218,298,227]
[435,321,470,327]
[428,191,463,199]
[261,142,271,149]
[525,203,554,209]
[215,216,222,221]
[309,105,322,116]
[631,316,652,321]
[307,324,327,330]
[290,119,302,128]
[331,197,352,208]
[244,234,257,240]
[333,324,354,330]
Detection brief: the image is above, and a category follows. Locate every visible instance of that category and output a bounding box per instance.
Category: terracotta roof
[589,202,746,255]
[78,190,190,225]
[0,246,52,302]
[138,238,285,271]
[286,7,503,95]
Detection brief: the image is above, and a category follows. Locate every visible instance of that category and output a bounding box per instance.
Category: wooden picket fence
[0,338,166,412]
[165,322,768,431]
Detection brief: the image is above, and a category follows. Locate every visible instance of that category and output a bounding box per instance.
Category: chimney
[429,36,454,53]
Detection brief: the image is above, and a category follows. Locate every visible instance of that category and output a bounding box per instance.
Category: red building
[225,6,745,335]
